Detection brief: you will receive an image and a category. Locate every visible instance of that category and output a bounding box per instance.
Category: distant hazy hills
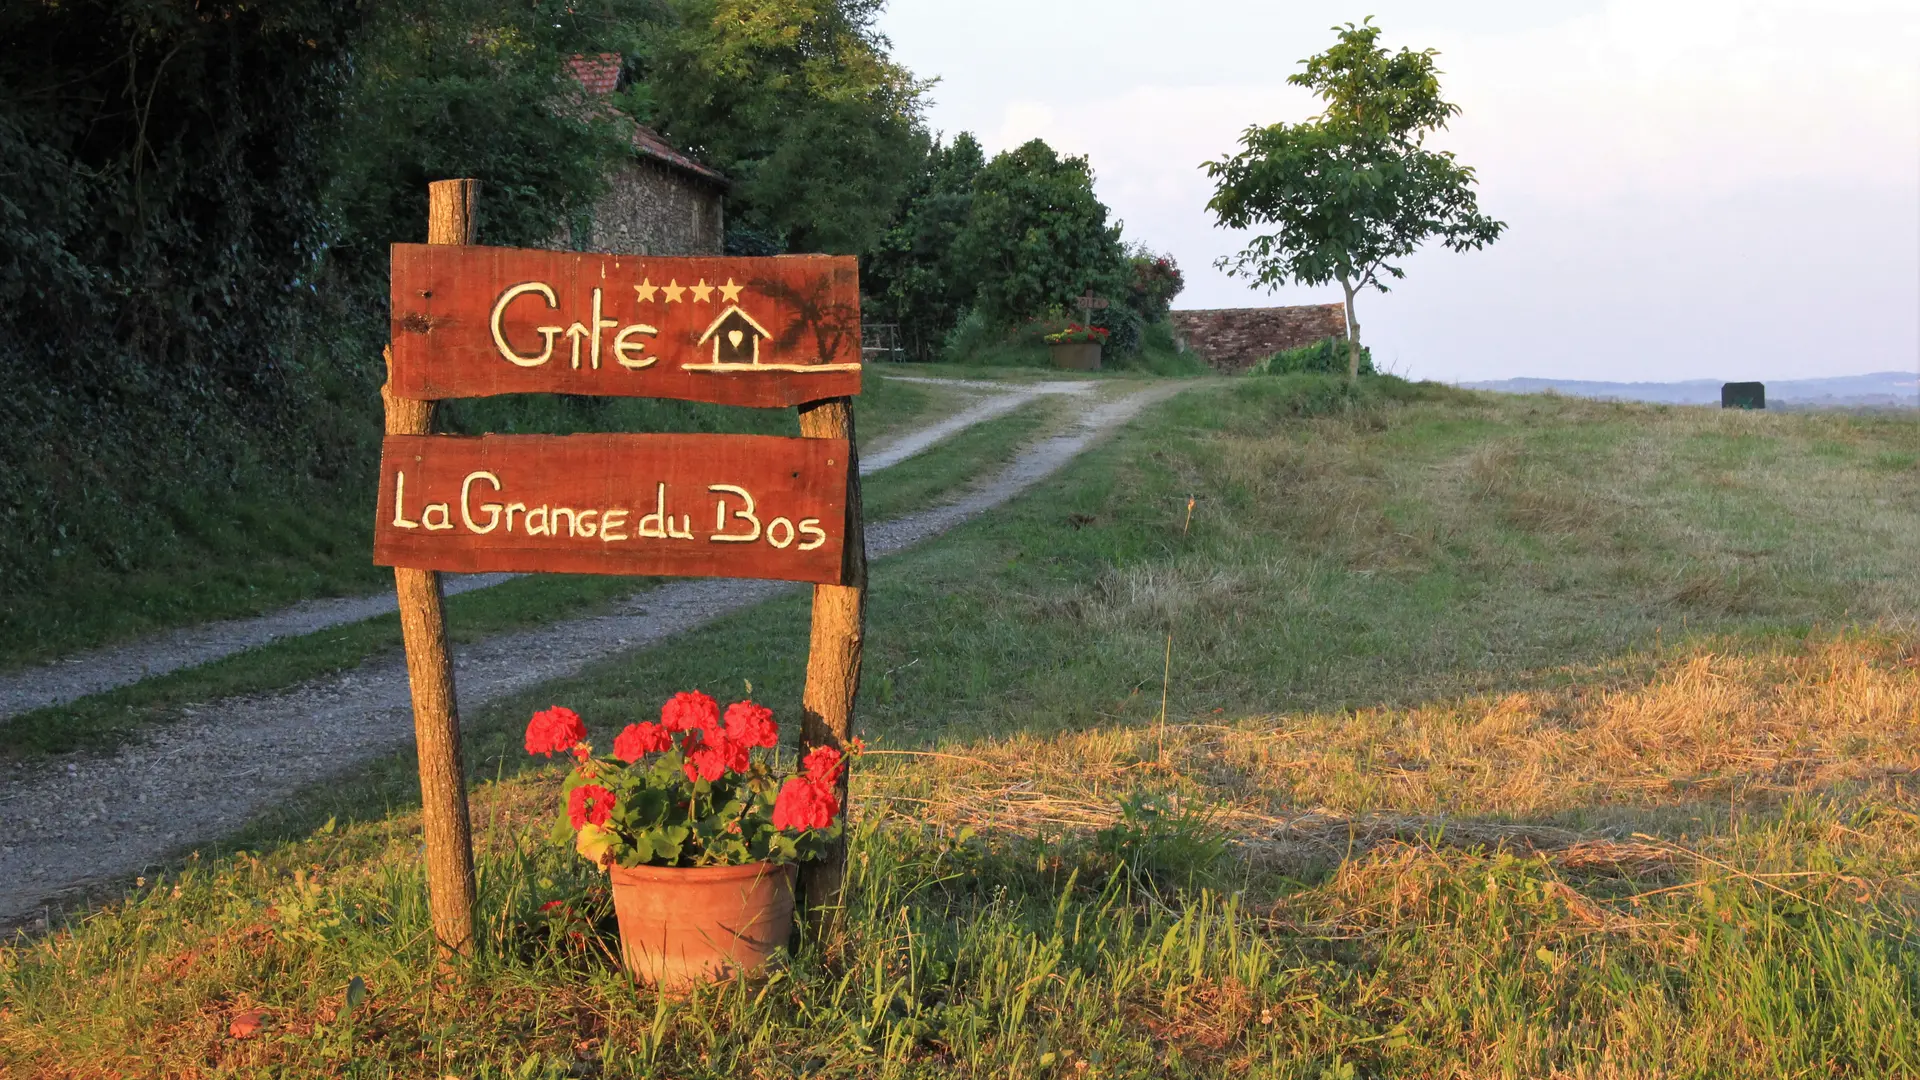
[1459,371,1919,409]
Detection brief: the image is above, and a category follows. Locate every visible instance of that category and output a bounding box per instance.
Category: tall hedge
[0,1,369,592]
[0,0,630,598]
[0,0,360,415]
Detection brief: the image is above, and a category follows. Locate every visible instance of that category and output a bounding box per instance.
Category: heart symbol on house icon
[693,304,775,368]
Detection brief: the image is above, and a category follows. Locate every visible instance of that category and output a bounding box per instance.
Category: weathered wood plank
[373,432,851,584]
[388,245,862,407]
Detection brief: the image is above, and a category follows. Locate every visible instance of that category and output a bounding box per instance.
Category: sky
[876,0,1920,383]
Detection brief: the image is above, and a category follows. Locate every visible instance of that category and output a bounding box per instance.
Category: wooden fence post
[796,396,867,937]
[382,178,481,958]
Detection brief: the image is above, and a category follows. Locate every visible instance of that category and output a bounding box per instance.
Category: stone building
[564,55,727,256]
[1169,304,1348,373]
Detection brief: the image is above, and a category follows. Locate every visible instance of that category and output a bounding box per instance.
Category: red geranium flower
[771,775,839,831]
[612,721,672,762]
[680,728,748,783]
[801,745,844,786]
[660,691,721,736]
[525,706,587,757]
[567,784,615,829]
[723,700,778,749]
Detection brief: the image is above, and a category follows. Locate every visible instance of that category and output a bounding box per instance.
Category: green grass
[7,376,1920,1076]
[0,375,938,673]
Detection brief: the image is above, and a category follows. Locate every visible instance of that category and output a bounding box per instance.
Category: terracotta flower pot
[1049,341,1102,370]
[607,861,795,989]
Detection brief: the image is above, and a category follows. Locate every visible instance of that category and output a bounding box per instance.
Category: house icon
[681,302,863,375]
[696,306,774,366]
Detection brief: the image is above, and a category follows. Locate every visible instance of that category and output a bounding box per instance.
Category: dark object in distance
[1722,382,1766,410]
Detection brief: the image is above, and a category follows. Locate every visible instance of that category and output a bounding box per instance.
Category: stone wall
[1170,304,1348,372]
[578,157,725,256]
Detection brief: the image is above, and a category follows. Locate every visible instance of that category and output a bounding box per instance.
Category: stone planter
[1049,342,1102,371]
[607,861,795,989]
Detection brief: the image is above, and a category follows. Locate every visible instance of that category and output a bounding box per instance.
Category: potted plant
[524,692,852,989]
[1045,323,1109,370]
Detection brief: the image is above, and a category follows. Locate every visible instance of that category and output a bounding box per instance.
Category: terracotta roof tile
[565,53,621,99]
[565,53,728,189]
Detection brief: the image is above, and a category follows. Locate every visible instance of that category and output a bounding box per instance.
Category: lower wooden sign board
[373,433,850,584]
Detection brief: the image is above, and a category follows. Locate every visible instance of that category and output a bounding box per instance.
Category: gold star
[662,279,686,304]
[718,278,743,303]
[633,279,659,303]
[690,279,715,303]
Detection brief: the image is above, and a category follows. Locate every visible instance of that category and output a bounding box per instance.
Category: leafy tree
[645,0,929,255]
[324,0,647,295]
[863,133,986,358]
[1203,19,1504,382]
[954,139,1125,328]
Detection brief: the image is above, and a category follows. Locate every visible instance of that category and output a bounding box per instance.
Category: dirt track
[0,381,1181,926]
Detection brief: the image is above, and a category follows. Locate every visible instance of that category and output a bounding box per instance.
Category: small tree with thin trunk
[1203,19,1505,383]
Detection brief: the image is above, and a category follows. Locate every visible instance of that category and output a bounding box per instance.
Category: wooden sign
[383,181,867,957]
[388,245,861,408]
[373,432,850,584]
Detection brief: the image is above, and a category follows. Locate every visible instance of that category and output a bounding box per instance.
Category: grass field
[5,376,1918,1077]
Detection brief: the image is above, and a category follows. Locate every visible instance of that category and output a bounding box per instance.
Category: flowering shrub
[1043,323,1109,345]
[526,691,857,869]
[1125,250,1185,321]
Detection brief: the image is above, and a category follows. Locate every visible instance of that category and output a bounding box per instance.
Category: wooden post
[382,178,481,958]
[795,396,867,936]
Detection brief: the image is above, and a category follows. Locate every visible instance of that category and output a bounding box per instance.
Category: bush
[1091,303,1143,356]
[942,310,1051,368]
[1123,319,1212,376]
[942,310,1209,377]
[1122,246,1185,322]
[1249,335,1374,376]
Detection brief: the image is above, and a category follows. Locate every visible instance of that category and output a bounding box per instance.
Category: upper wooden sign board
[388,245,862,408]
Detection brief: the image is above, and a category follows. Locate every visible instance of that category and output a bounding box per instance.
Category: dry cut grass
[861,630,1920,869]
